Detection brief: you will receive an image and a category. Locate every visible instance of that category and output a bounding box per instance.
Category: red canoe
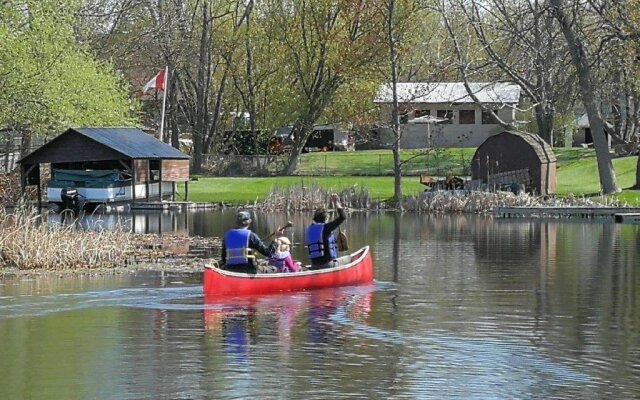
[203,246,374,296]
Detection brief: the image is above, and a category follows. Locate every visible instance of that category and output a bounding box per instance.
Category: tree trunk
[191,2,210,174]
[551,0,619,194]
[20,131,32,157]
[169,78,180,149]
[392,146,402,206]
[636,155,640,189]
[386,0,403,210]
[284,150,300,176]
[204,67,228,155]
[284,123,311,175]
[534,103,554,145]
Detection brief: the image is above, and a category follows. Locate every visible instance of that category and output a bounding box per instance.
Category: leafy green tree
[262,0,387,175]
[0,0,136,152]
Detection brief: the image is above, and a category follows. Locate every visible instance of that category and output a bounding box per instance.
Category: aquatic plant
[259,185,624,213]
[0,204,133,270]
[260,185,373,212]
[0,173,29,206]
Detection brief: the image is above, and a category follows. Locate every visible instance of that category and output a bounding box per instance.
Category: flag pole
[159,66,169,142]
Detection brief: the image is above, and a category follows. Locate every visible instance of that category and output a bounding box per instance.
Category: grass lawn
[297,148,477,176]
[186,148,640,205]
[187,176,425,204]
[556,153,638,194]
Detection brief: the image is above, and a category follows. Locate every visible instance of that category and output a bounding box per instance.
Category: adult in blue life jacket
[305,193,348,270]
[221,211,280,274]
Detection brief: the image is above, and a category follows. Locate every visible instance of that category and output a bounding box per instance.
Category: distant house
[373,82,522,148]
[573,113,611,148]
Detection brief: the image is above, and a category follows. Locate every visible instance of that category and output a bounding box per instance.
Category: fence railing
[201,151,473,177]
[2,147,472,178]
[201,154,289,176]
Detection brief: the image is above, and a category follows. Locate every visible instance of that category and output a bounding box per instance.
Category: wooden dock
[614,213,640,224]
[494,206,640,222]
[129,201,220,211]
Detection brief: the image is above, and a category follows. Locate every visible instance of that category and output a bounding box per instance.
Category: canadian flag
[142,69,166,93]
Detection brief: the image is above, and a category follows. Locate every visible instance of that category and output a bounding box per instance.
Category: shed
[18,127,190,207]
[471,130,556,195]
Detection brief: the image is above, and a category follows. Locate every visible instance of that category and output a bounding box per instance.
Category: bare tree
[549,0,619,194]
[444,0,575,145]
[384,0,404,208]
[585,0,640,188]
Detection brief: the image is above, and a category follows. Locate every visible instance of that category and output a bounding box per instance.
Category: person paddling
[305,193,349,270]
[221,211,282,274]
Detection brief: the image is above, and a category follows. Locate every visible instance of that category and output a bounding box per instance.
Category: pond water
[1,210,639,399]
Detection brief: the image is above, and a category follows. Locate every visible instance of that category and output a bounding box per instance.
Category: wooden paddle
[263,221,293,241]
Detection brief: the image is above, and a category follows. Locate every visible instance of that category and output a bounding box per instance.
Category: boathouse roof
[374,82,521,104]
[18,127,189,165]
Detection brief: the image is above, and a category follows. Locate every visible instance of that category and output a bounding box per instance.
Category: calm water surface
[1,211,639,399]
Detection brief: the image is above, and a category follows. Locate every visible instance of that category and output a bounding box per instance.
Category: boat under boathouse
[18,127,190,208]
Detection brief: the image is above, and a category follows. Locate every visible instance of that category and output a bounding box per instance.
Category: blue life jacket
[224,228,253,266]
[306,223,337,260]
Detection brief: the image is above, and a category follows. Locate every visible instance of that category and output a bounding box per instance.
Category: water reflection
[47,210,190,235]
[2,210,640,398]
[203,286,375,361]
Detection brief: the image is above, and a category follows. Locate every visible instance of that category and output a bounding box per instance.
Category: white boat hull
[47,182,174,204]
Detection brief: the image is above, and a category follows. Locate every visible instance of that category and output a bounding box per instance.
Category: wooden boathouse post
[131,160,136,204]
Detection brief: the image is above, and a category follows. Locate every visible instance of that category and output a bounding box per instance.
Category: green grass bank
[186,148,640,206]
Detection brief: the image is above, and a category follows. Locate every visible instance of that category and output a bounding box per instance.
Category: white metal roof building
[374,82,522,148]
[374,82,522,105]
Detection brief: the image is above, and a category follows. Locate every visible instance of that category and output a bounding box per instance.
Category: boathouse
[18,127,190,207]
[471,130,556,195]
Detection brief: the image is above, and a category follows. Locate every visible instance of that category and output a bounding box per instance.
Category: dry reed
[403,190,625,212]
[260,185,373,212]
[0,204,133,270]
[0,173,29,206]
[260,185,623,213]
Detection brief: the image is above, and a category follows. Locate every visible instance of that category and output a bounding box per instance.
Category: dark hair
[313,208,328,223]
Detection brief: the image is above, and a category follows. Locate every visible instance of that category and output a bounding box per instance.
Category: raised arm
[324,193,346,233]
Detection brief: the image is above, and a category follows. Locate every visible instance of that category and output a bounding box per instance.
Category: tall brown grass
[260,185,373,212]
[0,172,29,205]
[0,204,133,270]
[260,186,620,213]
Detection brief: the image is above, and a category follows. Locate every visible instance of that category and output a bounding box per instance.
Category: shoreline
[0,233,220,278]
[0,261,205,278]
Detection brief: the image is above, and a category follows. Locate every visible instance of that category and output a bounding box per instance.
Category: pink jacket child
[269,236,300,272]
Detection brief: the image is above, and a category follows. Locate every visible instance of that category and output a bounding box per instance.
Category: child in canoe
[269,236,300,273]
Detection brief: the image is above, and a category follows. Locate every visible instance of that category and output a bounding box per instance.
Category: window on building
[415,109,430,118]
[437,110,453,124]
[482,110,499,124]
[400,111,409,124]
[459,110,475,124]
